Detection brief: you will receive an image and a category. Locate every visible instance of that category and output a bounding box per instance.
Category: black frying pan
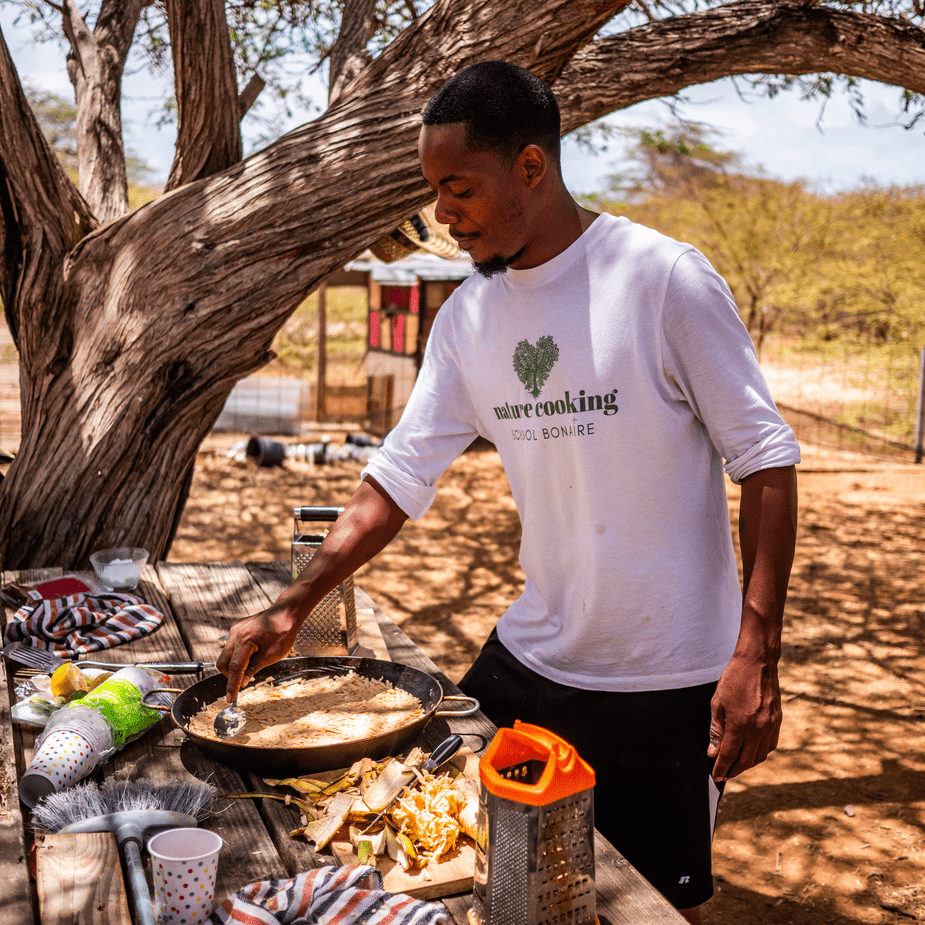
[149,656,479,775]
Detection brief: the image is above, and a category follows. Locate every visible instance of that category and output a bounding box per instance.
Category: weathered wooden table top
[0,560,684,925]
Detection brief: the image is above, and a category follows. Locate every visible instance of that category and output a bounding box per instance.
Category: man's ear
[517,144,548,189]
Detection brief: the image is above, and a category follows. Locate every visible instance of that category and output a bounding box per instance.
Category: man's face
[419,123,530,277]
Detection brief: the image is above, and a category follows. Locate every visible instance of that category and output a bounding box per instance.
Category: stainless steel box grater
[291,506,358,655]
[472,722,597,925]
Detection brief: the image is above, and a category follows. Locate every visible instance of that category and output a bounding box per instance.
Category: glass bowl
[89,547,149,592]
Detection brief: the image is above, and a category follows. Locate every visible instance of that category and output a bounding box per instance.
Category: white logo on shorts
[678,876,691,884]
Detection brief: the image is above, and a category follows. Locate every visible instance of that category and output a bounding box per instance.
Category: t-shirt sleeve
[661,248,801,483]
[361,301,481,520]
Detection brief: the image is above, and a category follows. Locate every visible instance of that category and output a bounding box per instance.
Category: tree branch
[342,0,632,104]
[165,0,243,191]
[555,0,925,132]
[238,72,266,119]
[62,0,147,221]
[0,22,96,350]
[328,0,377,106]
[94,0,150,68]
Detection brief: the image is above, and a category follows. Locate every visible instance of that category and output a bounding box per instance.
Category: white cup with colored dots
[147,828,223,925]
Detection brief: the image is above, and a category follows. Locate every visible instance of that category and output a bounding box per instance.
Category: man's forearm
[736,464,798,659]
[216,476,409,698]
[278,476,409,627]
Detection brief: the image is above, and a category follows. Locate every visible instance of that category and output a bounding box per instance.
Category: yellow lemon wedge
[86,671,114,691]
[50,662,89,699]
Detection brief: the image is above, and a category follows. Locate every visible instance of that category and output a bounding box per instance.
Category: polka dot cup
[19,729,100,808]
[148,828,223,925]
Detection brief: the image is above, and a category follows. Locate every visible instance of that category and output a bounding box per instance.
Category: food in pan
[187,671,424,747]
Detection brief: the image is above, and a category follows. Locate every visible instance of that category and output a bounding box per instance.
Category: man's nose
[433,193,457,226]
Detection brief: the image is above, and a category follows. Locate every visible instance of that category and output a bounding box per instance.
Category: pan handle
[435,695,480,717]
[141,688,184,713]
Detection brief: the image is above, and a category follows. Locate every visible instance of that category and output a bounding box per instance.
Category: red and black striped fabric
[3,591,164,655]
[207,865,450,925]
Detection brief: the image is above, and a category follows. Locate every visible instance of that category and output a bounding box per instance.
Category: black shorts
[459,629,724,909]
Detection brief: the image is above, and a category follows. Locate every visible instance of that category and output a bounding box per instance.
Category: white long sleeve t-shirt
[363,213,800,692]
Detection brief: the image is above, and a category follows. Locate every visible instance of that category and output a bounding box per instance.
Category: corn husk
[302,791,356,849]
[360,758,415,812]
[454,778,480,839]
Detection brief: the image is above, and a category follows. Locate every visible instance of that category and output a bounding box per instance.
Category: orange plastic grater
[472,721,597,925]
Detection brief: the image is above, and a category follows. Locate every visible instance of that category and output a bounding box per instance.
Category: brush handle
[123,838,157,925]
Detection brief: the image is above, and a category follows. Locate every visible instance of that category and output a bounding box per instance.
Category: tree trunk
[2,0,925,569]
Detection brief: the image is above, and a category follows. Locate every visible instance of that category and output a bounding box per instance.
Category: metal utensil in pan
[145,656,479,775]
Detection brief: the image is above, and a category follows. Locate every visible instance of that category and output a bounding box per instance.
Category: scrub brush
[32,777,217,925]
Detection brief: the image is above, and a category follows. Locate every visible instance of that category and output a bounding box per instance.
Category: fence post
[316,282,327,422]
[916,346,925,464]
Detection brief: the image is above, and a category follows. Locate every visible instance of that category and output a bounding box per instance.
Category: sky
[2,7,923,196]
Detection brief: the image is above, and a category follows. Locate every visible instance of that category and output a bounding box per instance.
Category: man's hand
[215,476,409,703]
[216,601,302,702]
[708,652,782,781]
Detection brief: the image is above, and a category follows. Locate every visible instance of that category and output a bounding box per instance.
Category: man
[218,61,799,923]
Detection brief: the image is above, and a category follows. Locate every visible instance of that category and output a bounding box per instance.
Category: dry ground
[170,433,925,925]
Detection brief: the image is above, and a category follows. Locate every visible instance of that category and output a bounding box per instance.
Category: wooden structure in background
[361,253,472,434]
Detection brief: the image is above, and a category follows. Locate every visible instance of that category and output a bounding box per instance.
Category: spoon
[210,667,347,739]
[213,694,247,739]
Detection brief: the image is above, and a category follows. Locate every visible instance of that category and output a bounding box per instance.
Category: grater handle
[294,506,343,522]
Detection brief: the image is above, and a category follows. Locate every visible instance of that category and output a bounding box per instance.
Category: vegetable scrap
[225,746,479,874]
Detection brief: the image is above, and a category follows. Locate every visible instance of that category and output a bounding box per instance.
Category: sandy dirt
[169,433,925,925]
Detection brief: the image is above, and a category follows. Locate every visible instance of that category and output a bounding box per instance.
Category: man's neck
[512,196,599,270]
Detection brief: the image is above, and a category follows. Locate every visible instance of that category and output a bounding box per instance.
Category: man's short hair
[422,60,561,173]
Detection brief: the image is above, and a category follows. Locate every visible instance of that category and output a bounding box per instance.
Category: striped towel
[3,592,164,654]
[208,865,449,925]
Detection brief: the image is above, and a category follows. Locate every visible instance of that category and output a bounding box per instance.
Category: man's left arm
[709,464,798,781]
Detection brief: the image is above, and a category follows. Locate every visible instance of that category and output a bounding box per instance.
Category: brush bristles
[33,778,217,832]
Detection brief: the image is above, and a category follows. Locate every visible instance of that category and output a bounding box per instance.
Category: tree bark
[1,0,925,569]
[238,73,266,118]
[165,0,243,191]
[0,27,96,347]
[328,0,377,106]
[62,0,147,221]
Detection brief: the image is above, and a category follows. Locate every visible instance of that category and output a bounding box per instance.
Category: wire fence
[759,336,924,462]
[0,319,922,464]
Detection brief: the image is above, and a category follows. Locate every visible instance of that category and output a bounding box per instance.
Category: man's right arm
[216,476,408,700]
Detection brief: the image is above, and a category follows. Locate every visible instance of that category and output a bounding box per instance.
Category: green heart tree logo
[513,335,559,398]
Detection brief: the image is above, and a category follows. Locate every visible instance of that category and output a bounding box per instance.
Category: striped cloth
[3,592,164,654]
[208,865,449,925]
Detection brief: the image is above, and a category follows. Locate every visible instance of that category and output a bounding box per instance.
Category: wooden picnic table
[0,561,685,925]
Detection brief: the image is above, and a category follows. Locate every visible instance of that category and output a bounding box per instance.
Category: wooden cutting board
[329,748,480,900]
[35,832,131,925]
